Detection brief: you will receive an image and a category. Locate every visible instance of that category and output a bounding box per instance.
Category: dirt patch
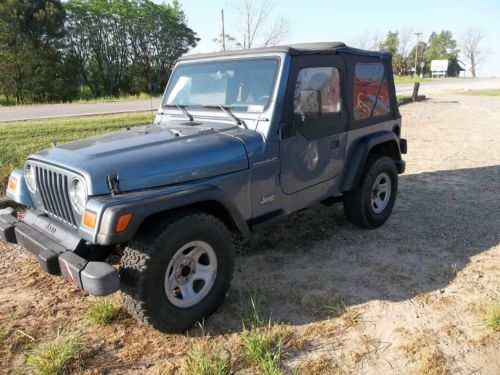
[1,91,499,374]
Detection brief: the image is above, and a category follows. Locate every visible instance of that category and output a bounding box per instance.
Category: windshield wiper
[162,104,193,122]
[202,105,247,128]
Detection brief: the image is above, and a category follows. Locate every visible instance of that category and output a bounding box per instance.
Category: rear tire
[343,156,398,229]
[119,210,235,332]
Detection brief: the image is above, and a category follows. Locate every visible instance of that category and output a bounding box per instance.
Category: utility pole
[221,9,226,51]
[414,32,422,78]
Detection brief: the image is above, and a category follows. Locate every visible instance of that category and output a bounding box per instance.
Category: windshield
[163,58,279,112]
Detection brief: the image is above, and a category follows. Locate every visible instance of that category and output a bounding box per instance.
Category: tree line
[359,29,486,77]
[0,0,198,104]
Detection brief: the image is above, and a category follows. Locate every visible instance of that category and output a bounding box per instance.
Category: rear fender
[340,131,403,192]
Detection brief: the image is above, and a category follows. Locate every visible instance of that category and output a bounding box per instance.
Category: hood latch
[107,173,121,196]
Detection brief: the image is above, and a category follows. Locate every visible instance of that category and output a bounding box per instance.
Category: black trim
[97,186,251,245]
[400,138,407,154]
[179,42,391,61]
[14,222,66,275]
[247,210,286,232]
[0,210,17,243]
[340,131,403,191]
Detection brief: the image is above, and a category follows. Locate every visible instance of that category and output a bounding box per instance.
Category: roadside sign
[431,59,448,78]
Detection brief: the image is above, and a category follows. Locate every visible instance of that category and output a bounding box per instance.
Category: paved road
[0,98,161,123]
[1,78,499,122]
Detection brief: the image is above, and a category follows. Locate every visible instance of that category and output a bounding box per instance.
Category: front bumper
[0,208,119,296]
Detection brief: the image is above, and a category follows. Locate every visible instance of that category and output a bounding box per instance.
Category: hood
[29,121,251,195]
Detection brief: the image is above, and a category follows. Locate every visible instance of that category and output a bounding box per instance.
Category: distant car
[1,42,406,332]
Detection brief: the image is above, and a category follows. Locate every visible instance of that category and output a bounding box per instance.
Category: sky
[156,0,500,77]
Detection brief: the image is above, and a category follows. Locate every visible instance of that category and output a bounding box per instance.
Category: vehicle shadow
[207,165,500,332]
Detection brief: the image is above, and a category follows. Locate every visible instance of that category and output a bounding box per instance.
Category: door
[279,55,348,194]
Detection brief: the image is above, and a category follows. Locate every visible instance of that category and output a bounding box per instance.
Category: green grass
[24,330,84,375]
[0,111,154,195]
[484,302,500,331]
[397,94,413,100]
[393,76,454,84]
[244,327,283,375]
[454,89,500,96]
[183,338,230,375]
[242,298,283,375]
[86,296,120,326]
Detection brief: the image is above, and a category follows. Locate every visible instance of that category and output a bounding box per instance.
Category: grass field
[0,111,154,195]
[453,88,500,96]
[393,76,456,84]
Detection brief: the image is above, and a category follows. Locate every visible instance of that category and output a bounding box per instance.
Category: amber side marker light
[83,210,97,229]
[116,213,133,233]
[8,177,17,190]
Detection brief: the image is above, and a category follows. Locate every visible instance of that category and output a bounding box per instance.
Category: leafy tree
[424,31,461,76]
[408,41,428,75]
[1,0,52,102]
[379,31,405,75]
[0,0,80,103]
[125,0,199,94]
[65,0,198,98]
[378,30,414,75]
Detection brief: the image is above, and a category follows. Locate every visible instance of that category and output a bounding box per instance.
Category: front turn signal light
[83,210,97,229]
[8,177,17,191]
[116,213,133,233]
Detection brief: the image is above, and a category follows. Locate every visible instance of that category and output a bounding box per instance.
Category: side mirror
[296,90,321,121]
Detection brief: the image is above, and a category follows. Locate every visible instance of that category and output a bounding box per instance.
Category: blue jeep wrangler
[1,42,406,332]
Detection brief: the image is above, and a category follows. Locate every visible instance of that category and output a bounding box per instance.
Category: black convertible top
[179,42,391,61]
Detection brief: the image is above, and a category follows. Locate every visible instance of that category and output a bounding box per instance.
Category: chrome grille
[35,166,77,227]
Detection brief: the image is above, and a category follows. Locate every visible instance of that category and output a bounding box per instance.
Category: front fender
[88,185,250,246]
[6,168,34,207]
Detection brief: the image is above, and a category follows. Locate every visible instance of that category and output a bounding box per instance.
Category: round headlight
[69,178,87,215]
[25,163,37,193]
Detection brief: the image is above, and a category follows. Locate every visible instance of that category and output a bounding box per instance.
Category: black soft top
[179,42,391,61]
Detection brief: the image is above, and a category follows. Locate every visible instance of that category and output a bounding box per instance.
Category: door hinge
[280,123,296,139]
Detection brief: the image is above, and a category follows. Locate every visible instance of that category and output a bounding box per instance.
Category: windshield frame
[162,56,282,114]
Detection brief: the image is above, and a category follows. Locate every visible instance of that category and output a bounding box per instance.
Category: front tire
[119,211,235,332]
[343,156,398,229]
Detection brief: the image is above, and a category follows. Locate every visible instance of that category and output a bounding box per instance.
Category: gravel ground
[0,90,499,374]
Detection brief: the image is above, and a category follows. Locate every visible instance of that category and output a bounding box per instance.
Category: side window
[294,67,341,114]
[353,63,390,120]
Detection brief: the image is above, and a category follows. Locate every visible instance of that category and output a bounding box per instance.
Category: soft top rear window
[353,63,390,120]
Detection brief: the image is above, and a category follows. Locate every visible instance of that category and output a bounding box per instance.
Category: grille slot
[35,166,77,227]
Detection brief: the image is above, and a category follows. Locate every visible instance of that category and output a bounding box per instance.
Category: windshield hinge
[107,173,121,196]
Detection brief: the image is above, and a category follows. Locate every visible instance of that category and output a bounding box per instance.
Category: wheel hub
[371,172,391,214]
[175,258,196,283]
[164,240,217,308]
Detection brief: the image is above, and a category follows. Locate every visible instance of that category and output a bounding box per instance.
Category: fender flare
[96,185,250,245]
[340,131,403,192]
